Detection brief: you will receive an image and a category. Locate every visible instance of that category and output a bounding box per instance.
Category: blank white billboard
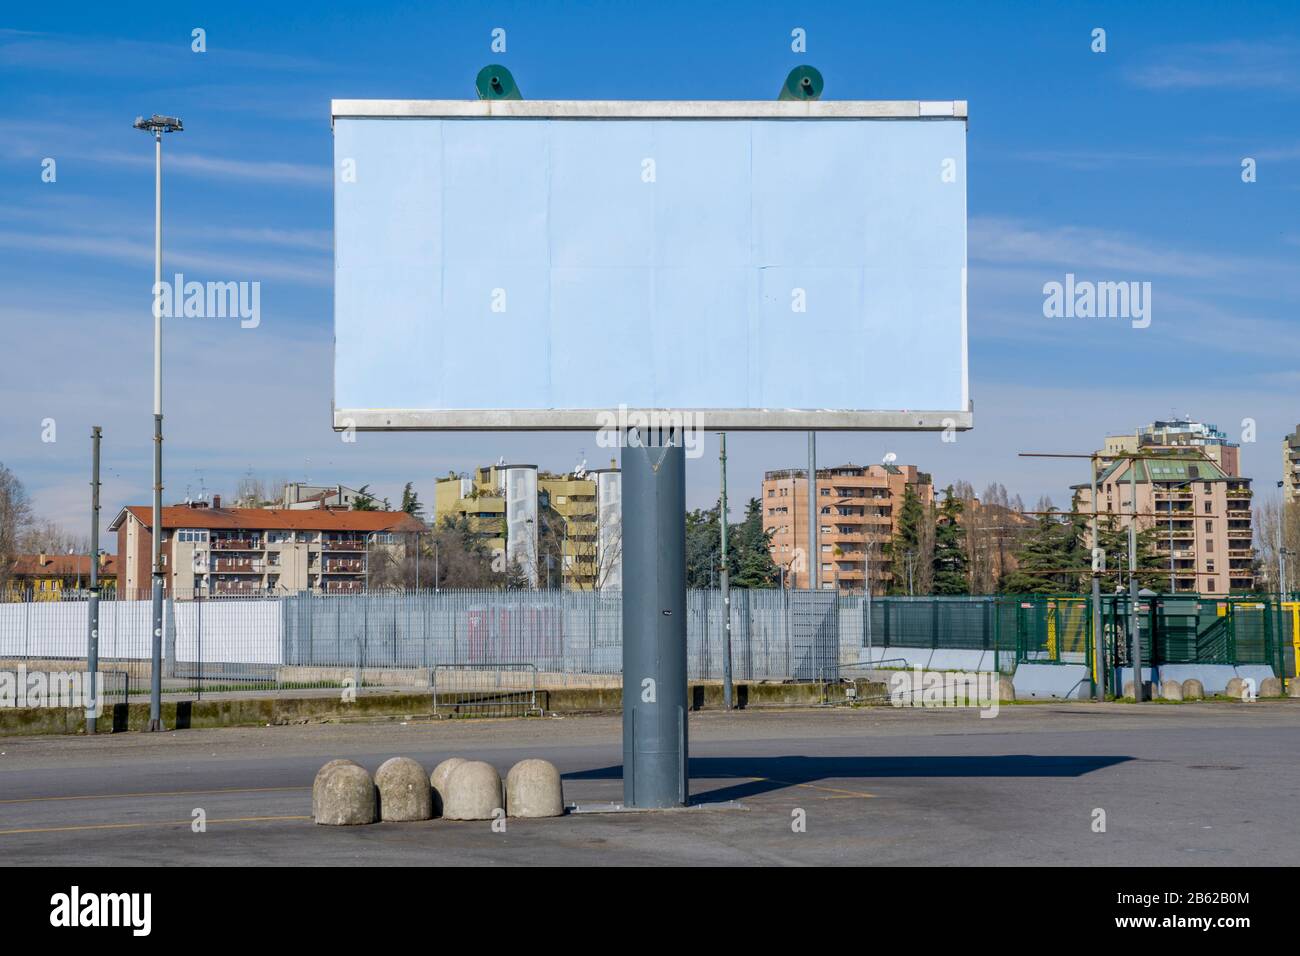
[332,99,969,430]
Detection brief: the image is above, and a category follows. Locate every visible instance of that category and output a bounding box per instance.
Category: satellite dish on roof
[883,452,897,465]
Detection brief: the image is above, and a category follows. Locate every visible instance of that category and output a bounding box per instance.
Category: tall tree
[1001,506,1090,594]
[399,482,424,518]
[932,486,969,594]
[0,463,34,590]
[886,484,927,595]
[729,497,779,588]
[352,484,379,511]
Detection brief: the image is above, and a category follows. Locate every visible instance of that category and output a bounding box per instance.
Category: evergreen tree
[399,482,424,518]
[1001,508,1081,593]
[352,484,379,511]
[887,484,926,595]
[684,498,780,588]
[730,497,779,588]
[932,485,969,594]
[1090,513,1166,592]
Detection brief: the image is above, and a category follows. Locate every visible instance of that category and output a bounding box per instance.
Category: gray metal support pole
[1090,454,1104,701]
[808,433,818,591]
[87,426,102,734]
[622,430,687,808]
[718,433,732,710]
[1129,459,1143,701]
[148,128,165,732]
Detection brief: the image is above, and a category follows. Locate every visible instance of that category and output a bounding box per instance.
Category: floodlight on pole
[134,110,182,732]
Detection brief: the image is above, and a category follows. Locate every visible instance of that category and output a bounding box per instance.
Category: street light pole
[718,432,733,710]
[134,113,182,733]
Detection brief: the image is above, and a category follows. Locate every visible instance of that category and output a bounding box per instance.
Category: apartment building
[1284,427,1300,505]
[272,482,368,510]
[108,497,424,597]
[1073,456,1254,595]
[4,553,118,601]
[433,463,622,589]
[1101,418,1241,476]
[762,463,932,593]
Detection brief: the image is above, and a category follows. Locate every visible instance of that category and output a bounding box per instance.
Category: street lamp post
[133,113,182,733]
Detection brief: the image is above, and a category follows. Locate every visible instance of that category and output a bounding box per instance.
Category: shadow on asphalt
[565,754,1135,803]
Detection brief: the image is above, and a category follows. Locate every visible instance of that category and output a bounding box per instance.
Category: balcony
[322,540,365,551]
[210,559,264,574]
[211,538,260,551]
[323,560,364,574]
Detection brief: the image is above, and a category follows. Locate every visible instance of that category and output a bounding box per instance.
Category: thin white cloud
[1126,40,1300,92]
[0,229,330,285]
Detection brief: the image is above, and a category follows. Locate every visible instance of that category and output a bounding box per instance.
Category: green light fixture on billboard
[778,65,823,100]
[476,64,522,100]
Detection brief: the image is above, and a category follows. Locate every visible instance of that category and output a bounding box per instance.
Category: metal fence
[0,588,1292,697]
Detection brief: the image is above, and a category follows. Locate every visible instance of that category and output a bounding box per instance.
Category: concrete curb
[0,679,891,737]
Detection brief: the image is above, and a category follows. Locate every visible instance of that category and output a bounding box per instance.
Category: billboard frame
[331,99,971,433]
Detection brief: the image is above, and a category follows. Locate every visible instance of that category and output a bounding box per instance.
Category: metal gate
[789,591,838,682]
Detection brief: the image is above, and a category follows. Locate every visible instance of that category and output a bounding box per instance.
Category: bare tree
[0,463,34,590]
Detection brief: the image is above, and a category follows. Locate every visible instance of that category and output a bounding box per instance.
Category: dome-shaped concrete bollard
[997,677,1015,702]
[1258,677,1283,698]
[375,757,432,822]
[506,759,565,818]
[1160,680,1182,701]
[313,759,362,819]
[1288,680,1300,699]
[1122,681,1135,699]
[314,763,377,825]
[1224,677,1248,700]
[1182,678,1205,700]
[430,757,466,817]
[442,760,504,821]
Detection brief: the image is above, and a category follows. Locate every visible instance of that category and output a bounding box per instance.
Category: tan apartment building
[433,463,621,589]
[1073,456,1254,595]
[1101,418,1241,477]
[109,497,424,597]
[762,463,932,593]
[1284,427,1300,505]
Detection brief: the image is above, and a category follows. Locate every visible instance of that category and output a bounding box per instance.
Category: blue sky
[2,0,1298,540]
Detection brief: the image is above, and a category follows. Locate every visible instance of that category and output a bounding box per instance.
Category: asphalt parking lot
[2,701,1297,865]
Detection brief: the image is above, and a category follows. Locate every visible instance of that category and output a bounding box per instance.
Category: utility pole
[808,433,818,591]
[87,426,102,734]
[1129,457,1143,701]
[134,113,182,732]
[719,433,733,710]
[1090,454,1104,701]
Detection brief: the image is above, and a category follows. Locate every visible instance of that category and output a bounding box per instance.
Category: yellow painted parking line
[0,786,307,806]
[0,814,310,836]
[713,773,875,800]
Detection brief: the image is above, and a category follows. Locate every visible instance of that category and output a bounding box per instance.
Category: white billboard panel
[332,100,969,431]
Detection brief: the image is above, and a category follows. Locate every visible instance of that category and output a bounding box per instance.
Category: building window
[1206,578,1216,592]
[176,529,208,543]
[1205,520,1212,533]
[1206,539,1213,553]
[1204,501,1212,514]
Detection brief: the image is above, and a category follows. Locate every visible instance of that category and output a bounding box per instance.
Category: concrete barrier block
[1181,678,1205,700]
[1258,677,1283,698]
[313,759,361,819]
[1288,680,1300,699]
[430,757,466,817]
[314,763,376,825]
[443,760,504,821]
[997,676,1015,702]
[375,757,432,822]
[1224,677,1248,700]
[1160,680,1183,701]
[506,759,564,818]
